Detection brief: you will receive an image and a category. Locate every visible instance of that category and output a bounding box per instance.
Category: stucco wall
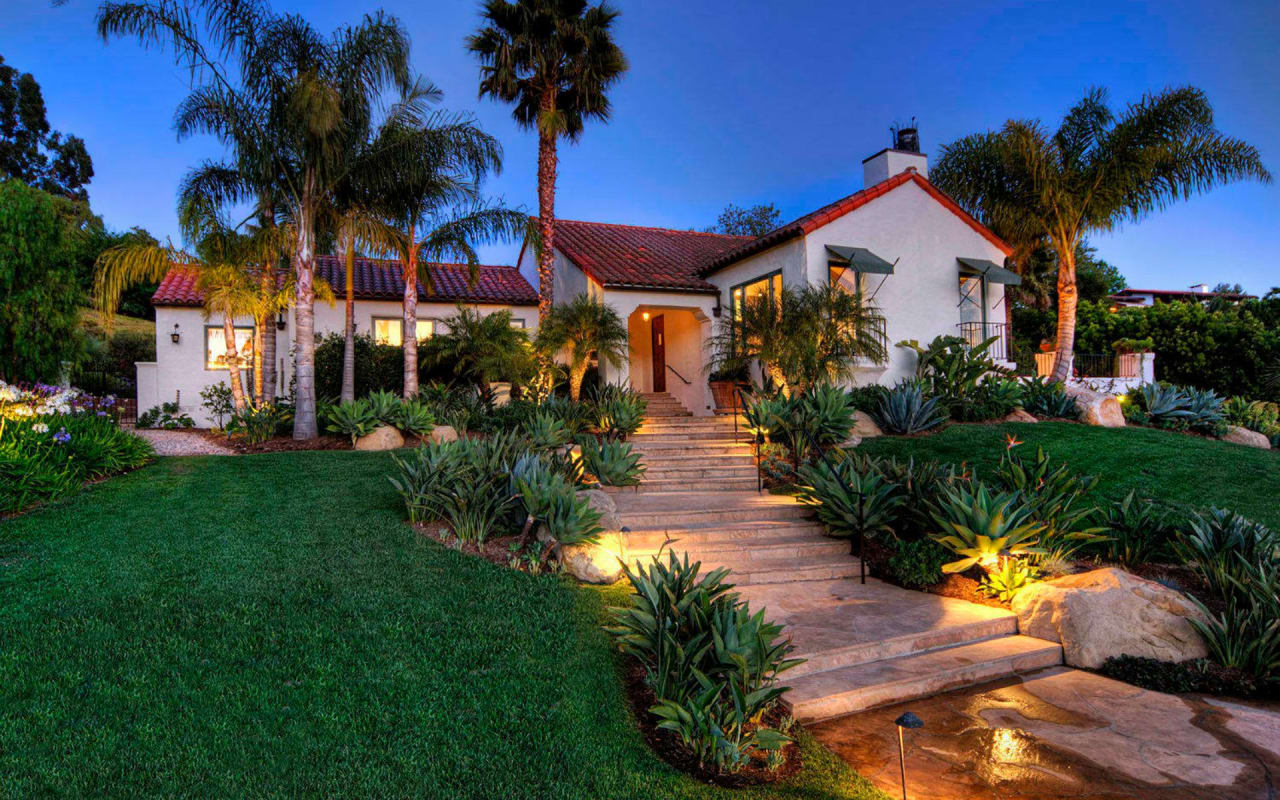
[516,244,599,304]
[705,238,806,303]
[597,289,716,415]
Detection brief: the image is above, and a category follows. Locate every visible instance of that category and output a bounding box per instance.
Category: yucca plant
[929,483,1045,573]
[581,439,646,486]
[872,381,948,435]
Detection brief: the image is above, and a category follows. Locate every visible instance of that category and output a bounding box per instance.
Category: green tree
[931,87,1270,381]
[423,305,535,388]
[0,179,83,382]
[0,55,94,200]
[469,0,628,322]
[706,202,781,237]
[536,294,628,402]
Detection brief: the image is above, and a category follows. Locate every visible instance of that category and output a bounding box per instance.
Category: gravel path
[133,429,236,456]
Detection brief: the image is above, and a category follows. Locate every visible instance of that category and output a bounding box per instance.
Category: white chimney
[1189,283,1210,294]
[862,122,928,187]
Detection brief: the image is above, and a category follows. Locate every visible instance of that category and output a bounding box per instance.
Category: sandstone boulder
[1011,568,1208,669]
[578,488,622,531]
[851,411,883,438]
[1224,425,1271,450]
[354,424,404,451]
[560,532,627,584]
[1062,384,1125,428]
[840,434,864,449]
[1004,408,1039,424]
[428,424,458,444]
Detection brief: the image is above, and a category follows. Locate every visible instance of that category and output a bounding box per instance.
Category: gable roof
[151,255,539,307]
[552,219,751,294]
[699,170,1012,276]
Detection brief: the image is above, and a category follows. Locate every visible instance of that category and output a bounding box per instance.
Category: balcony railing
[1035,352,1141,379]
[957,321,1013,363]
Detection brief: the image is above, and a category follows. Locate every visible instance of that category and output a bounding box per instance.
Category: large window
[372,317,435,346]
[729,270,783,320]
[205,326,255,370]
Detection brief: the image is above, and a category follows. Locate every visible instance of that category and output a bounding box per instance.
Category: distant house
[137,255,538,426]
[1108,284,1255,308]
[516,130,1019,415]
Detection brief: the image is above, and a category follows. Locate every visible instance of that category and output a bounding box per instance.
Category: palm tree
[535,294,628,402]
[930,87,1270,381]
[375,116,527,398]
[468,0,627,322]
[423,305,536,389]
[709,283,887,396]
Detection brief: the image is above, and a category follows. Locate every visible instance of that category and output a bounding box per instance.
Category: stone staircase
[614,393,1064,723]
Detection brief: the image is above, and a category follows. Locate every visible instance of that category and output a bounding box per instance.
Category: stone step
[627,536,847,565]
[629,440,755,454]
[638,415,744,426]
[613,495,811,529]
[635,452,758,467]
[624,519,827,548]
[727,555,865,586]
[610,478,762,494]
[786,635,1064,722]
[642,465,760,480]
[630,431,751,443]
[788,615,1019,679]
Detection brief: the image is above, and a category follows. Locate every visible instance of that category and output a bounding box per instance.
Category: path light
[893,711,923,800]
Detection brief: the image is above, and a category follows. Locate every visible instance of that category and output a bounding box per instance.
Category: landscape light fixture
[276,313,287,330]
[170,324,181,344]
[893,711,923,800]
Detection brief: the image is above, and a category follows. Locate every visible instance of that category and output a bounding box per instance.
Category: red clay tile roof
[552,219,752,293]
[152,254,538,307]
[699,171,1012,276]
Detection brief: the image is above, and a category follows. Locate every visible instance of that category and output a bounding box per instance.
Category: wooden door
[651,314,666,393]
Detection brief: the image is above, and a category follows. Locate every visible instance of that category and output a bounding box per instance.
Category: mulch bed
[200,431,352,454]
[619,661,802,788]
[412,523,546,572]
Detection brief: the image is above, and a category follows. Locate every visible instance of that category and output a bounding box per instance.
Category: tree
[0,179,82,382]
[0,55,94,200]
[931,86,1270,382]
[535,294,628,401]
[422,305,535,388]
[469,0,627,322]
[709,283,887,396]
[706,202,781,237]
[1075,244,1126,303]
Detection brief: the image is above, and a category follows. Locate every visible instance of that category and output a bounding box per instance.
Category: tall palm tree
[468,0,627,322]
[374,116,527,398]
[930,87,1270,381]
[535,294,628,402]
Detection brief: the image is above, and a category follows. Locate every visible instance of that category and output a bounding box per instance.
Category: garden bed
[201,431,352,454]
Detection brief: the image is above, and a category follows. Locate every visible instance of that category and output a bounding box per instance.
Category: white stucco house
[516,141,1019,416]
[137,255,539,426]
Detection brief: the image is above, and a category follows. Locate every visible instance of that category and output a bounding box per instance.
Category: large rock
[1011,568,1208,669]
[354,424,404,451]
[578,488,622,531]
[428,424,458,444]
[851,411,883,438]
[1224,425,1271,449]
[1004,408,1039,424]
[1062,384,1126,428]
[560,532,627,584]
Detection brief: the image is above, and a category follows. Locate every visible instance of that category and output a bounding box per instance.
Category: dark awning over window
[825,244,895,274]
[957,257,1022,285]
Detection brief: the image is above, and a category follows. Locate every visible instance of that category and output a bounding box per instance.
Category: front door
[651,314,666,392]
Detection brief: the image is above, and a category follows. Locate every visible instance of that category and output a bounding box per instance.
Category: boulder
[1062,384,1126,428]
[1011,567,1208,669]
[559,532,627,584]
[578,488,622,531]
[851,411,883,438]
[1004,408,1039,424]
[428,425,458,445]
[840,434,864,449]
[354,424,404,451]
[1224,425,1271,450]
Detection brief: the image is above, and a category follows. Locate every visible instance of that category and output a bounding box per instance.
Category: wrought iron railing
[1034,351,1141,379]
[957,321,1012,362]
[665,363,692,385]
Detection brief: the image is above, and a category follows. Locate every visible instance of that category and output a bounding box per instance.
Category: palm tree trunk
[341,231,356,404]
[1049,240,1078,382]
[569,361,588,403]
[222,314,246,412]
[402,231,419,399]
[260,263,277,405]
[292,188,319,439]
[765,362,790,397]
[536,100,558,323]
[252,316,265,404]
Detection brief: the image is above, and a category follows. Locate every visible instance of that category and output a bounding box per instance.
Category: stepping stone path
[615,393,1064,722]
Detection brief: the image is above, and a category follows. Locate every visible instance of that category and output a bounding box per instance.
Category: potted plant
[708,364,749,412]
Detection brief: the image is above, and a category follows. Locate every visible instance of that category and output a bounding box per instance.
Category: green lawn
[858,421,1280,528]
[0,451,884,800]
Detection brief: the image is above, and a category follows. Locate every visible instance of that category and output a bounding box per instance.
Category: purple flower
[53,427,71,445]
[97,410,109,417]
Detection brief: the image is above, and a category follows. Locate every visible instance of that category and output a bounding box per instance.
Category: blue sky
[7,0,1279,293]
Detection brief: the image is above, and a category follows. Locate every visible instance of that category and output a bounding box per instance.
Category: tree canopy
[707,202,781,237]
[0,55,94,201]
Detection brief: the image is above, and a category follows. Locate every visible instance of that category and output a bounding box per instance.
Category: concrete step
[638,415,744,426]
[788,615,1019,679]
[624,519,827,549]
[629,440,755,454]
[786,635,1064,722]
[727,555,865,586]
[636,452,758,468]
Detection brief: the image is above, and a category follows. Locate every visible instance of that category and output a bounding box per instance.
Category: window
[509,318,526,329]
[828,263,867,297]
[372,317,435,346]
[205,326,255,370]
[729,270,783,320]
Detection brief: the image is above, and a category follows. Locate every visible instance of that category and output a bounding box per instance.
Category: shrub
[1099,655,1261,697]
[512,458,603,547]
[847,384,888,414]
[199,383,235,428]
[929,483,1044,573]
[796,455,905,545]
[1132,382,1226,437]
[324,399,378,445]
[524,411,571,451]
[420,305,537,387]
[314,332,404,399]
[136,401,194,429]
[1224,397,1280,439]
[1087,491,1184,568]
[898,334,1002,418]
[1022,377,1079,419]
[580,439,645,486]
[758,442,793,485]
[993,445,1104,564]
[853,454,962,540]
[872,381,948,435]
[886,538,951,589]
[957,376,1023,422]
[226,402,291,444]
[1175,508,1278,602]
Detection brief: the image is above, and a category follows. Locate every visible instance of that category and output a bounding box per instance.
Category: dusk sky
[7,0,1279,294]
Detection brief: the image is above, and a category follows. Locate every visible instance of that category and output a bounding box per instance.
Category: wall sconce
[276,312,287,330]
[641,311,650,322]
[712,295,722,317]
[170,324,181,344]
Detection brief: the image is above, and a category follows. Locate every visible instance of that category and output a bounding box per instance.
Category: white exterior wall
[599,289,717,415]
[516,244,602,304]
[705,238,806,299]
[144,299,537,427]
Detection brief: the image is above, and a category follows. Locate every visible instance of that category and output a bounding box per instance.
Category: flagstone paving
[809,666,1280,799]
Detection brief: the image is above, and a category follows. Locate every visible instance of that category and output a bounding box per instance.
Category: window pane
[373,318,402,346]
[771,273,782,301]
[414,319,434,341]
[206,327,255,370]
[510,318,526,329]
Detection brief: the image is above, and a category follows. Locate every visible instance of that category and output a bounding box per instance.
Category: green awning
[825,244,895,274]
[957,257,1022,285]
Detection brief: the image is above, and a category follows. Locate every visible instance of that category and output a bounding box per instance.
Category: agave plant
[796,457,905,545]
[1139,382,1192,422]
[397,400,436,437]
[741,389,793,443]
[365,389,403,428]
[994,446,1105,563]
[1022,377,1079,419]
[929,483,1045,573]
[872,381,948,435]
[581,439,646,486]
[524,411,571,451]
[981,556,1040,602]
[324,399,378,445]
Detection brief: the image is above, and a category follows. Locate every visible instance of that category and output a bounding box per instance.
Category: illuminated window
[510,318,526,329]
[729,271,783,320]
[372,317,435,346]
[205,326,255,370]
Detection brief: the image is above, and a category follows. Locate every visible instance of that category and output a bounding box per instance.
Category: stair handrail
[664,363,693,385]
[732,385,762,494]
[796,425,867,584]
